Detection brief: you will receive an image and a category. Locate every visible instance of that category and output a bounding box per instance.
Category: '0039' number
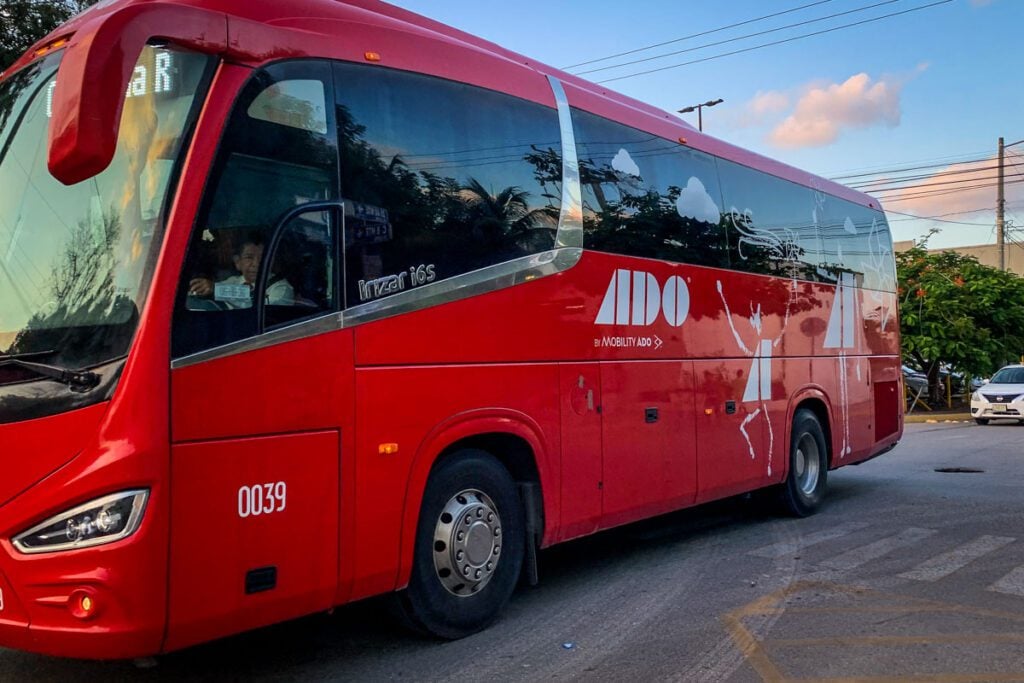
[238,482,286,518]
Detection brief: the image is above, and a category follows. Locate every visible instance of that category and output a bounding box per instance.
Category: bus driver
[187,234,295,308]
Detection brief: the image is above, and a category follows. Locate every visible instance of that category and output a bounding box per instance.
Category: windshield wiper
[0,355,101,392]
[0,349,59,362]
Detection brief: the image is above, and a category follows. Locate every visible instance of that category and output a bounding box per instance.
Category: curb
[904,413,973,424]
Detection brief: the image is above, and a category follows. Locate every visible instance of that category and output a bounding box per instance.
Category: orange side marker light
[364,52,382,62]
[379,443,399,455]
[34,37,69,57]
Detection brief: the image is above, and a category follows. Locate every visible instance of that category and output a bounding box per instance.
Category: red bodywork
[0,0,902,658]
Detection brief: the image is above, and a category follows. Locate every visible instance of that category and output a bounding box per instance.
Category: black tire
[975,418,990,425]
[393,449,525,639]
[779,409,829,517]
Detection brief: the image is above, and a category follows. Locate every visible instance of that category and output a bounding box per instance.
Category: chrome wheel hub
[795,433,820,496]
[433,489,502,596]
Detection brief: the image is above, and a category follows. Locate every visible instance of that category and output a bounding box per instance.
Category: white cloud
[611,148,641,177]
[676,177,721,225]
[768,73,904,149]
[736,90,790,127]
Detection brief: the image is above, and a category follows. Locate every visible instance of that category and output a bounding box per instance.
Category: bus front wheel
[780,409,829,517]
[394,449,525,639]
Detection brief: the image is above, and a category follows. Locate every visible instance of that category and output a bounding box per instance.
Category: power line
[879,178,1024,202]
[562,0,835,70]
[885,208,994,227]
[596,0,953,83]
[846,163,1003,189]
[573,0,902,76]
[824,148,993,178]
[831,155,992,181]
[886,207,996,221]
[860,173,1010,194]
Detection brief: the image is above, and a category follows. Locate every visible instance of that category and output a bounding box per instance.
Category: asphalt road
[5,420,1024,682]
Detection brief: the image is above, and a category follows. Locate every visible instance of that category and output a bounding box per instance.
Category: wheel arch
[394,409,554,590]
[786,387,835,470]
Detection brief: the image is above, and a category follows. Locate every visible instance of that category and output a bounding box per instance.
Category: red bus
[0,0,901,659]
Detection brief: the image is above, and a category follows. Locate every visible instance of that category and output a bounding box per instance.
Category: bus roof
[12,0,879,209]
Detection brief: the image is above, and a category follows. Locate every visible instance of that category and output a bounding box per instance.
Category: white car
[971,365,1024,425]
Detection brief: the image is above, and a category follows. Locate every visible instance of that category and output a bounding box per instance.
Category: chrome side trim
[547,75,583,249]
[171,312,342,369]
[343,247,582,326]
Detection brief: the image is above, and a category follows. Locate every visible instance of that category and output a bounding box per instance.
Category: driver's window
[264,209,337,329]
[172,61,338,359]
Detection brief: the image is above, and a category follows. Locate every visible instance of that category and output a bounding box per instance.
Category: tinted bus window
[571,108,729,268]
[332,63,561,309]
[822,199,897,292]
[716,159,822,281]
[173,62,340,358]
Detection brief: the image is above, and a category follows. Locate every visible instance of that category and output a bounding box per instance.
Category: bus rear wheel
[779,409,829,517]
[394,449,525,639]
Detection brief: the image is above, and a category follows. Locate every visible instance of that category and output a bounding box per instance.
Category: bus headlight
[12,490,148,554]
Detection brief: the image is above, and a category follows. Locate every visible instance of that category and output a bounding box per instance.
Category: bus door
[165,62,348,650]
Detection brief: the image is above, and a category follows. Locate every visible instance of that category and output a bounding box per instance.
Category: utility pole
[997,136,1005,271]
[996,137,1024,272]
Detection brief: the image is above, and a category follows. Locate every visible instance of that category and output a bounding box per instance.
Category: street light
[677,98,723,132]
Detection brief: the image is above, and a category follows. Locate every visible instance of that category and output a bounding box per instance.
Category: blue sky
[388,0,1023,249]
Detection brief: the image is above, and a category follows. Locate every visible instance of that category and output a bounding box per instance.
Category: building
[893,240,1024,276]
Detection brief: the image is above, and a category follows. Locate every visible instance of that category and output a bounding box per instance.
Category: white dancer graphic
[717,278,797,476]
[824,269,858,459]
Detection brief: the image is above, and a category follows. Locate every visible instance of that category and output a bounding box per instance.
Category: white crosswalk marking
[989,567,1024,597]
[820,527,936,571]
[899,535,1015,581]
[748,523,869,559]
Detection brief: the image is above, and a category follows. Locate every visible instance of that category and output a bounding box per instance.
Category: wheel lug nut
[463,566,470,576]
[476,509,483,518]
[486,562,493,571]
[475,569,481,579]
[457,532,464,541]
[456,550,464,561]
[487,513,494,522]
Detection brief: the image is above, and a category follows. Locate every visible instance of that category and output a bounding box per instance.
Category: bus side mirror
[47,3,227,185]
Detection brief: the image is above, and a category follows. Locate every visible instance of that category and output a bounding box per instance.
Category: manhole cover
[934,467,984,473]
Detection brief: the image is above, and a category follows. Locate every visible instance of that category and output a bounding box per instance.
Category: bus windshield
[0,46,209,372]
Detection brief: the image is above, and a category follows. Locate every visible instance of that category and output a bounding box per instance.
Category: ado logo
[595,269,690,326]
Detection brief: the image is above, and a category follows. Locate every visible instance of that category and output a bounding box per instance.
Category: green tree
[897,245,1024,402]
[1,0,98,72]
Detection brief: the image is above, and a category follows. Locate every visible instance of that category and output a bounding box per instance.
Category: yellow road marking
[721,580,1024,682]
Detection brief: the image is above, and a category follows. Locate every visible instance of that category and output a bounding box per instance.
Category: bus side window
[172,62,339,359]
[571,107,730,269]
[332,62,562,310]
[717,159,823,282]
